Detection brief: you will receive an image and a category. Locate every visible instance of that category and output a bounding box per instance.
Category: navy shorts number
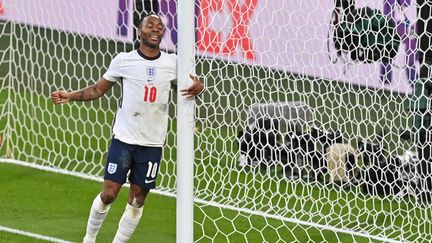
[104,138,162,189]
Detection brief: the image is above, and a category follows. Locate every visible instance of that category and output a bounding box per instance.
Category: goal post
[176,0,196,242]
[1,0,432,242]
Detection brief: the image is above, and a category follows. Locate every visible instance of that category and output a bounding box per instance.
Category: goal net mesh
[1,0,431,242]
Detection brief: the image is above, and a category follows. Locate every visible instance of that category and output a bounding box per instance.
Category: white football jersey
[103,49,177,147]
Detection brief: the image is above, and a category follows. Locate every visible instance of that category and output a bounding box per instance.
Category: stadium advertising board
[1,0,416,94]
[159,0,416,94]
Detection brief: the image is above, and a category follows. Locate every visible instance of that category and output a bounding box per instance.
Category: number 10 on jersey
[144,86,157,103]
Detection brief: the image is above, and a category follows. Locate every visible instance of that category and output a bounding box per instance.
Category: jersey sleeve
[103,53,123,82]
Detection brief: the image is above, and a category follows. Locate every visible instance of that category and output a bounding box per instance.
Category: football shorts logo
[146,66,156,78]
[107,163,117,174]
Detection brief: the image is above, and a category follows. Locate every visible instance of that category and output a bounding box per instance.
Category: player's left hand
[180,74,204,98]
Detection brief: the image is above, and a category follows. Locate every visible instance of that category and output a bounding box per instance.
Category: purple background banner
[0,0,133,42]
[1,0,416,94]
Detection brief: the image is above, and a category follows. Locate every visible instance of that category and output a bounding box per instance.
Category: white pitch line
[0,225,73,243]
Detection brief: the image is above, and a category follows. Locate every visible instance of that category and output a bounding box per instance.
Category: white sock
[83,194,111,243]
[113,203,143,243]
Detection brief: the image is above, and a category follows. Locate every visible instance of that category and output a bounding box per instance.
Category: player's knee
[101,180,122,204]
[100,190,118,204]
[129,187,149,207]
[131,196,145,207]
[129,193,147,207]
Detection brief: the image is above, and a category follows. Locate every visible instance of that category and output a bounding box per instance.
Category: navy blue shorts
[104,138,162,189]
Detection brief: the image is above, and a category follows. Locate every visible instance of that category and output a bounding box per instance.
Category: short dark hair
[138,13,161,28]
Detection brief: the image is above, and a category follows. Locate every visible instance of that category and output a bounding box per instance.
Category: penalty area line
[0,225,73,243]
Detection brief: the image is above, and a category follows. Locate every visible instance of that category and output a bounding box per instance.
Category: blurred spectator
[380,0,417,85]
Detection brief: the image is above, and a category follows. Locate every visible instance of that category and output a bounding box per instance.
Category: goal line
[0,225,73,243]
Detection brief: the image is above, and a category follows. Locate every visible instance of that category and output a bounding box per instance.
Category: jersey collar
[137,49,161,60]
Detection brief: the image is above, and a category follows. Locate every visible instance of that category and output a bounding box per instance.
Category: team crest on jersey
[146,66,156,78]
[107,163,117,174]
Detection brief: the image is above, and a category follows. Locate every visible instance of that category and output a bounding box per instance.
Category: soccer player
[51,14,204,243]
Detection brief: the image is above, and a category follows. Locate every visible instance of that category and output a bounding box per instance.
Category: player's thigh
[129,146,162,190]
[104,138,133,185]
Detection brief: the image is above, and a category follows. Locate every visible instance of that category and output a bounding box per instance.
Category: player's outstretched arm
[179,74,205,98]
[51,78,115,104]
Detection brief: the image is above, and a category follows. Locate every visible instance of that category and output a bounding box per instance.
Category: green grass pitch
[1,163,383,242]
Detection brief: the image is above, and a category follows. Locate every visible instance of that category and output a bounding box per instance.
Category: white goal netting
[1,0,432,242]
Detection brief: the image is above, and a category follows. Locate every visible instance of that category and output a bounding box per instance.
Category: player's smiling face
[139,15,165,49]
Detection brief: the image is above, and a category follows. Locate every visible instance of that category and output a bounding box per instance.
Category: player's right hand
[51,91,71,104]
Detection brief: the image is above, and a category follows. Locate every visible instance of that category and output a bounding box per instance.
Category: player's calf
[83,193,112,243]
[113,203,144,243]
